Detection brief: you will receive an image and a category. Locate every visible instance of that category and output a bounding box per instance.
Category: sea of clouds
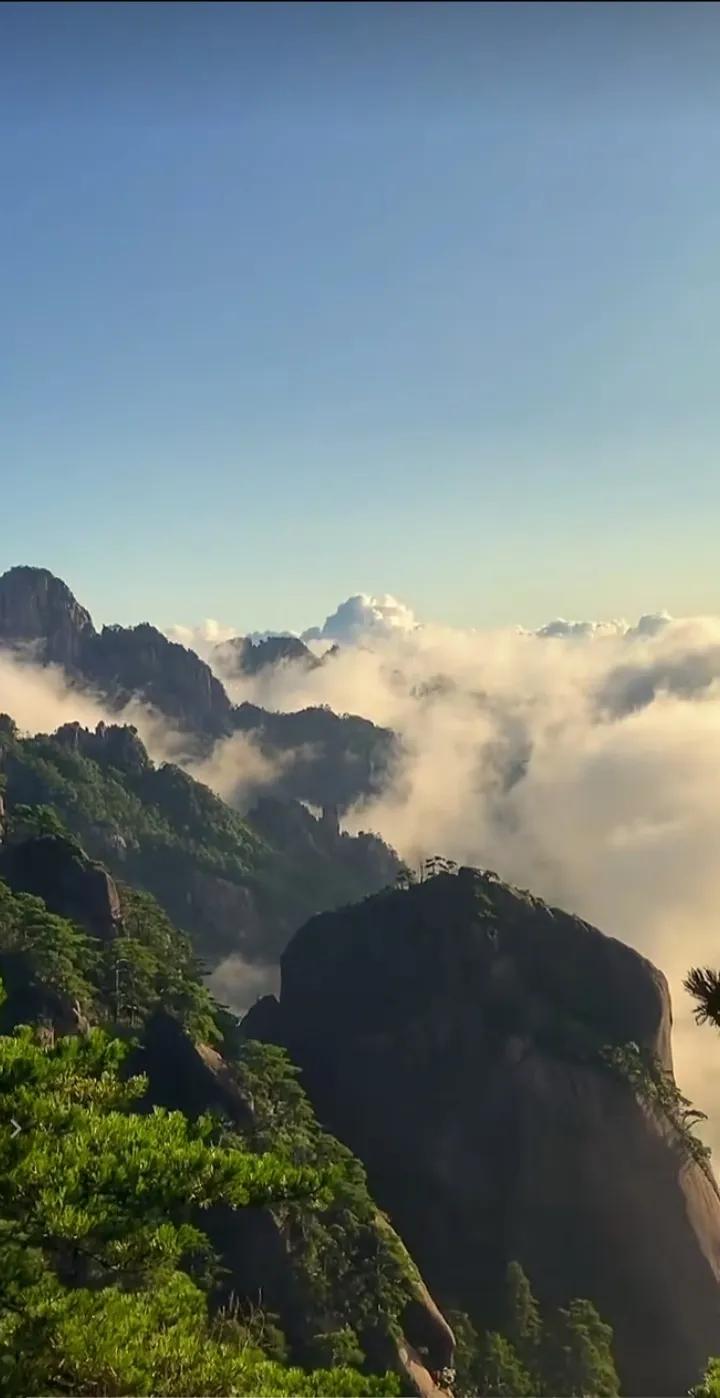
[195,592,720,1144]
[5,591,720,1146]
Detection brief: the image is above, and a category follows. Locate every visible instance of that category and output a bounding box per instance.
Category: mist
[208,605,720,1148]
[205,954,280,1016]
[6,608,720,1149]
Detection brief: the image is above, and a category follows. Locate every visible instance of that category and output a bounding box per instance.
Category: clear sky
[2,1,720,633]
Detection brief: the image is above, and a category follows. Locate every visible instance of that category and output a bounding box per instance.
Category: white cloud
[8,594,720,1156]
[165,619,237,659]
[534,617,629,638]
[532,610,673,640]
[183,731,290,813]
[204,599,720,1153]
[301,593,419,645]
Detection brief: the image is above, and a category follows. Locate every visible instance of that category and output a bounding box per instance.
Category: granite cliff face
[244,867,720,1397]
[0,565,95,668]
[132,1011,453,1398]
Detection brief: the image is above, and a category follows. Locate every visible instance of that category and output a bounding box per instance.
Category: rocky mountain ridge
[213,633,321,678]
[0,716,399,973]
[0,565,397,811]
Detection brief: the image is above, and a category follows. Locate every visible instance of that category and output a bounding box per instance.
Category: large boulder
[246,866,720,1397]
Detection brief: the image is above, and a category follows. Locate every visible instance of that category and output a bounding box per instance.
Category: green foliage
[3,730,264,882]
[111,884,219,1040]
[0,870,218,1041]
[0,1023,398,1397]
[449,1309,534,1398]
[601,1041,712,1173]
[679,970,720,1398]
[503,1258,542,1362]
[445,1308,482,1396]
[692,1357,720,1397]
[4,801,72,843]
[448,1264,618,1398]
[478,1332,536,1397]
[310,1325,366,1371]
[0,878,98,1014]
[542,1298,620,1398]
[232,1040,423,1366]
[0,723,396,964]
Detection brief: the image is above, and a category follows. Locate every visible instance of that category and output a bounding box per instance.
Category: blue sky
[3,1,720,633]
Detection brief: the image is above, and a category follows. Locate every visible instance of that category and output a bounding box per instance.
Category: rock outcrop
[244,867,720,1397]
[0,832,122,943]
[0,565,95,667]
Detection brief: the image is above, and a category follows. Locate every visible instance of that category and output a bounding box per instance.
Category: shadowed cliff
[243,866,720,1397]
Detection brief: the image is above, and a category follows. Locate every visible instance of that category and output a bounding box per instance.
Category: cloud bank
[7,595,720,1150]
[165,593,419,660]
[210,597,720,1149]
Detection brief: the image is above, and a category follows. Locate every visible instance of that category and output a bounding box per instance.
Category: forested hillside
[0,715,398,968]
[0,819,446,1395]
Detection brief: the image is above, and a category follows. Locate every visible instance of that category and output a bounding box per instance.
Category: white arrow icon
[10,1119,21,1139]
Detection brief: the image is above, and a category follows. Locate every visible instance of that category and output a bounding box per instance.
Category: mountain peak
[0,565,96,667]
[213,633,320,678]
[249,867,719,1396]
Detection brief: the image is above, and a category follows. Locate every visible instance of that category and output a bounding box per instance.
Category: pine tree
[503,1260,542,1363]
[544,1297,619,1397]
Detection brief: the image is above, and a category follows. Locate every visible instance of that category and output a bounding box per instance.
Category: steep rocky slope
[244,866,720,1397]
[0,819,449,1397]
[0,564,95,667]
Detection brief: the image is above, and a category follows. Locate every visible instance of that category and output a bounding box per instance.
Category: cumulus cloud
[301,593,419,645]
[168,599,675,660]
[166,593,418,662]
[534,617,629,639]
[532,611,673,640]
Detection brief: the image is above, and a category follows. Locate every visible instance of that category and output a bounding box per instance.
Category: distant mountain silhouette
[0,565,398,810]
